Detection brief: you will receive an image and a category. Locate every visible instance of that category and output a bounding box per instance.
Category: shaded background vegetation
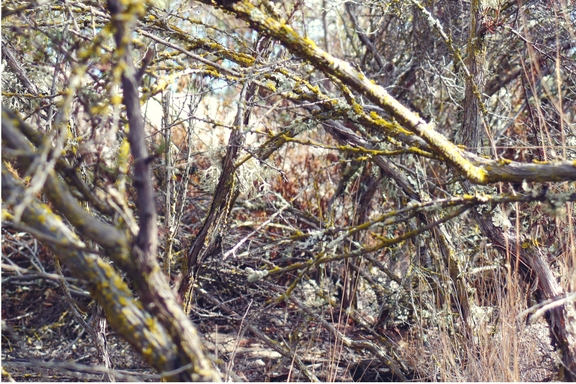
[2,0,575,381]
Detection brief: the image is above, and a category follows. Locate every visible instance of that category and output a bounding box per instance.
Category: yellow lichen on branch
[204,0,491,182]
[1,166,182,376]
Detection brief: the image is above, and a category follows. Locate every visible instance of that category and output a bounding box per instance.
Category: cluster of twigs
[2,0,575,381]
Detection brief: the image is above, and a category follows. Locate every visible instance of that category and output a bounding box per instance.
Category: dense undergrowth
[2,0,575,381]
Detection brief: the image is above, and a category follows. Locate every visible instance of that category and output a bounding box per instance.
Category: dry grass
[399,272,559,382]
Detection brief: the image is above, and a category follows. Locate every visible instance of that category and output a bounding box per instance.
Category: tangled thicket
[2,0,576,381]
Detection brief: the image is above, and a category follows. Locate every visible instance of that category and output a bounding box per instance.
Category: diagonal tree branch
[198,0,487,183]
[1,166,180,376]
[197,0,576,185]
[105,0,221,379]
